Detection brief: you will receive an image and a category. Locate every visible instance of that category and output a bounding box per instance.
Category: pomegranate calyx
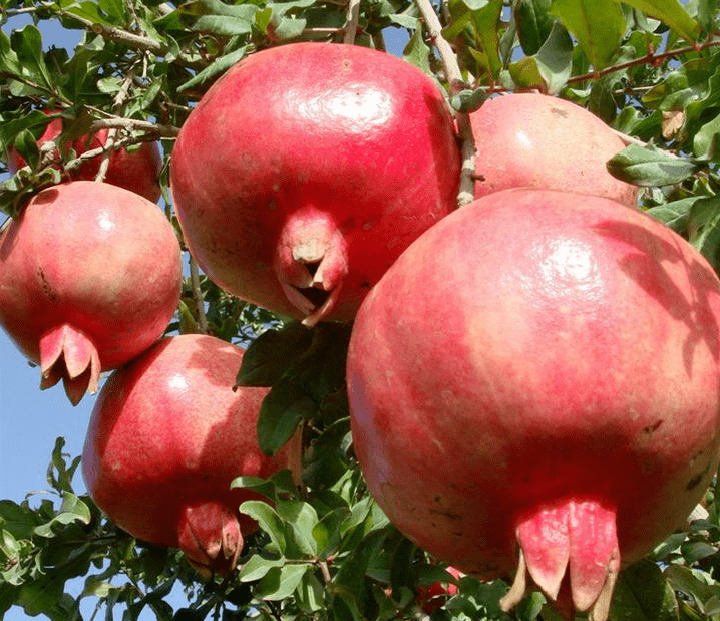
[504,498,620,621]
[274,208,349,325]
[177,501,243,579]
[39,323,101,405]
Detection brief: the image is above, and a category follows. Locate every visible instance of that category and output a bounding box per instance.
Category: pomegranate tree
[7,111,163,203]
[470,93,637,206]
[347,189,720,620]
[82,334,302,577]
[170,41,461,326]
[0,181,181,404]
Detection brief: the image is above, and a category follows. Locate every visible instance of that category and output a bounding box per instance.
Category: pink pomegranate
[0,181,182,404]
[7,111,163,203]
[82,334,303,577]
[470,93,637,206]
[347,189,720,620]
[170,42,461,326]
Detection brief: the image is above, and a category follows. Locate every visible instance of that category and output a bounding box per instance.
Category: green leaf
[403,26,431,74]
[296,570,325,613]
[513,0,556,56]
[620,0,701,42]
[11,25,54,91]
[606,143,697,186]
[238,554,285,582]
[255,563,309,600]
[239,500,287,554]
[276,499,320,557]
[550,0,625,70]
[33,492,91,538]
[694,112,720,161]
[236,321,314,387]
[610,559,679,621]
[508,20,573,93]
[645,197,697,233]
[688,195,720,271]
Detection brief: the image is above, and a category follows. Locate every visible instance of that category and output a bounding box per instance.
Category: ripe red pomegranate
[417,567,462,613]
[170,42,461,326]
[0,181,181,404]
[470,93,637,206]
[82,334,303,577]
[347,189,720,620]
[7,111,162,203]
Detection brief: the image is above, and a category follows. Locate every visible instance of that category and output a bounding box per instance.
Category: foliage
[3,0,720,620]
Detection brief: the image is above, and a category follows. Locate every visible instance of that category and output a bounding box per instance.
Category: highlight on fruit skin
[469,93,638,207]
[81,334,303,577]
[0,181,182,404]
[346,188,720,621]
[6,110,163,204]
[170,41,461,327]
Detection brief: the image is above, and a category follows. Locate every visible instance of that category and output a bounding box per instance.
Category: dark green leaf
[177,46,250,92]
[610,559,679,621]
[513,0,555,56]
[607,144,697,187]
[236,321,314,387]
[257,378,315,455]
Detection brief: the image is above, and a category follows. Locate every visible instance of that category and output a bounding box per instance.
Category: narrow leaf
[255,564,309,600]
[620,0,700,42]
[606,143,697,186]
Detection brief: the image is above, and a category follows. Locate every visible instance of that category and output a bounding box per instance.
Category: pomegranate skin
[347,189,720,619]
[470,93,637,206]
[82,334,302,576]
[0,181,182,404]
[170,42,461,325]
[7,112,163,203]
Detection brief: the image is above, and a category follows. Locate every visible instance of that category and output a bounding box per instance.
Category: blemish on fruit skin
[551,107,569,117]
[37,267,58,302]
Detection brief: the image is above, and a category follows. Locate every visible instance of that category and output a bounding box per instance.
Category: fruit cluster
[3,41,720,621]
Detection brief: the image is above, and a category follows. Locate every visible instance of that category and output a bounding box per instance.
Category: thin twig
[568,37,720,85]
[95,73,135,182]
[343,0,361,44]
[190,256,209,334]
[413,0,475,207]
[88,116,180,138]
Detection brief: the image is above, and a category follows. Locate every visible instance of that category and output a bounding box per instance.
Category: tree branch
[413,0,475,207]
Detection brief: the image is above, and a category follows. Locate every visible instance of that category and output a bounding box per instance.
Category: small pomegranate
[347,189,720,620]
[470,93,637,206]
[82,334,302,577]
[0,181,182,404]
[170,42,460,326]
[7,111,163,203]
[417,567,462,613]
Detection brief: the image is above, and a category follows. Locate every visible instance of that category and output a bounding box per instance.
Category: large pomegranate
[470,93,637,206]
[7,111,163,203]
[82,334,302,577]
[170,42,461,326]
[0,181,181,404]
[347,189,720,620]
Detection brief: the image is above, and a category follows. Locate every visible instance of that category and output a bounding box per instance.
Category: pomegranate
[470,93,637,206]
[82,334,303,577]
[346,189,720,620]
[170,42,461,326]
[7,111,163,203]
[0,181,182,404]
